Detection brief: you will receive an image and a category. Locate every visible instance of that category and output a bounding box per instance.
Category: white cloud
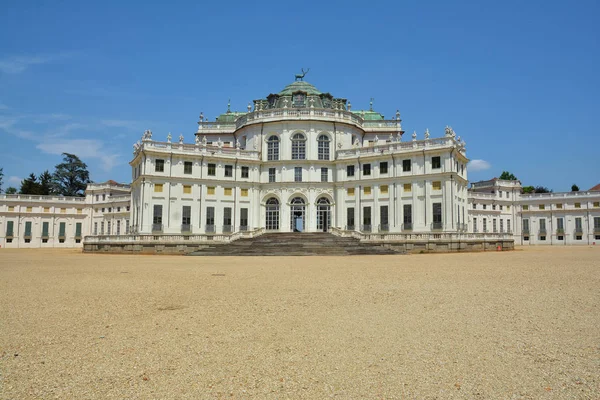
[0,104,9,110]
[0,53,72,74]
[36,139,121,172]
[468,159,491,172]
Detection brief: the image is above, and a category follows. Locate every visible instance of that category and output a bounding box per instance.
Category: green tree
[5,187,17,194]
[533,186,552,193]
[20,173,42,195]
[51,153,91,197]
[571,184,579,192]
[522,186,535,194]
[39,170,53,195]
[499,171,518,181]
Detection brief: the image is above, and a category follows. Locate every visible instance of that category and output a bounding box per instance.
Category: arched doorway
[265,198,280,231]
[316,197,331,232]
[290,197,306,232]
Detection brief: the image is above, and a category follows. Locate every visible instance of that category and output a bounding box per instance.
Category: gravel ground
[0,247,599,399]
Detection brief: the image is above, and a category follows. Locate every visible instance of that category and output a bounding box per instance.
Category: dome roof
[278,80,322,96]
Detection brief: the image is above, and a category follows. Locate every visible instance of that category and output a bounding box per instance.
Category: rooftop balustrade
[1,194,86,202]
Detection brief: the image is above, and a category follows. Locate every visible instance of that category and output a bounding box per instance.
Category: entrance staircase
[187,233,403,256]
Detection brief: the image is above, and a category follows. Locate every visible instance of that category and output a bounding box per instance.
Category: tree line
[0,153,91,197]
[498,171,579,193]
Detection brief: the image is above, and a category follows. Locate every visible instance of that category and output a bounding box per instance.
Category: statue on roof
[179,134,184,144]
[295,68,310,81]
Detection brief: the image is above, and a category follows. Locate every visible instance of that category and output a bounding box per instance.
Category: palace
[1,77,599,250]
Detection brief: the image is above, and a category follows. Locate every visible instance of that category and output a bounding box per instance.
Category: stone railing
[0,194,86,202]
[470,179,522,190]
[87,183,131,190]
[336,137,456,159]
[140,140,260,160]
[84,228,265,245]
[521,191,600,200]
[469,192,496,199]
[330,227,512,242]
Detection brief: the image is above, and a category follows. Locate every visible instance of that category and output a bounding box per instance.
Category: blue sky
[1,0,598,192]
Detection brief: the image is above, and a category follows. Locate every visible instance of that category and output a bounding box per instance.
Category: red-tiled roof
[589,183,600,191]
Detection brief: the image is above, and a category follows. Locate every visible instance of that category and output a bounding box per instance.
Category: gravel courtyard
[1,247,599,399]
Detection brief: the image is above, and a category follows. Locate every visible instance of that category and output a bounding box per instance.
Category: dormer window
[293,93,305,107]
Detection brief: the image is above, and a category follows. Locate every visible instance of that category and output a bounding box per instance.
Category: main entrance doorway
[290,197,305,232]
[316,197,331,232]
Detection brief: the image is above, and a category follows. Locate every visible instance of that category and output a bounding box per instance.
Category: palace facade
[0,78,598,249]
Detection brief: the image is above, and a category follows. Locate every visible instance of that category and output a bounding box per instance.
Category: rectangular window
[240,208,249,229]
[206,207,215,226]
[557,217,564,231]
[107,221,111,235]
[25,221,32,236]
[539,204,545,210]
[183,185,192,194]
[432,156,441,169]
[126,220,130,234]
[403,204,412,225]
[347,207,355,229]
[155,159,165,172]
[27,207,32,212]
[403,183,412,193]
[321,167,328,182]
[294,167,302,182]
[184,161,193,174]
[269,167,276,183]
[224,188,232,196]
[59,222,66,237]
[363,206,371,229]
[94,222,98,235]
[492,204,496,211]
[154,183,163,193]
[223,207,232,228]
[364,186,372,195]
[539,218,546,234]
[380,185,388,195]
[500,219,504,233]
[473,203,477,209]
[522,219,529,233]
[241,166,249,178]
[402,159,411,172]
[432,181,441,191]
[522,205,529,210]
[594,202,600,208]
[483,218,488,232]
[594,217,600,230]
[207,187,215,195]
[347,165,355,177]
[556,203,562,209]
[42,222,49,237]
[44,207,50,213]
[507,219,511,233]
[380,162,388,174]
[363,164,371,176]
[241,188,249,197]
[575,217,583,231]
[224,165,233,177]
[182,206,191,225]
[473,217,478,232]
[347,188,355,196]
[8,206,14,212]
[100,222,104,235]
[380,205,389,230]
[208,163,216,176]
[115,220,120,236]
[432,203,442,228]
[575,202,581,208]
[493,218,497,232]
[76,222,83,238]
[153,205,163,224]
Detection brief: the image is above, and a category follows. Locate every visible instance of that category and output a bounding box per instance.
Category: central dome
[278,81,322,96]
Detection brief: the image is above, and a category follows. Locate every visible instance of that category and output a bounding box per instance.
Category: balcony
[378,224,389,232]
[556,228,565,234]
[402,223,413,231]
[152,223,163,233]
[431,222,443,230]
[361,224,372,233]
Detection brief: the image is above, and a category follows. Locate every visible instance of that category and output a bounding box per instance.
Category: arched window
[318,134,330,160]
[291,133,306,160]
[266,198,280,230]
[267,136,279,161]
[316,197,331,232]
[290,197,306,232]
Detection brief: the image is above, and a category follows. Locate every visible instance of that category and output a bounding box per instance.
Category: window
[240,208,249,229]
[241,166,249,178]
[539,218,546,234]
[432,156,441,169]
[555,203,562,209]
[473,203,477,209]
[432,203,442,228]
[500,219,504,233]
[347,188,355,196]
[364,186,372,195]
[363,206,371,230]
[207,187,215,195]
[380,206,389,230]
[183,185,192,194]
[269,167,276,183]
[575,217,583,232]
[321,167,328,182]
[403,204,412,228]
[347,165,355,177]
[575,202,581,208]
[95,195,99,201]
[380,185,388,195]
[58,222,66,242]
[127,206,130,211]
[153,205,163,226]
[241,188,249,197]
[492,204,496,210]
[473,217,478,232]
[94,222,98,235]
[224,188,232,196]
[294,167,302,182]
[184,161,193,174]
[594,202,600,208]
[380,162,388,174]
[539,204,545,210]
[403,183,412,193]
[347,207,355,229]
[223,207,232,229]
[154,183,163,193]
[522,219,529,233]
[108,208,112,213]
[498,190,502,197]
[100,222,105,235]
[102,194,106,201]
[107,221,111,235]
[8,206,14,212]
[116,220,121,236]
[267,136,280,161]
[24,221,32,237]
[318,135,330,160]
[155,159,165,172]
[507,219,511,233]
[557,217,564,232]
[44,207,50,212]
[126,220,130,234]
[499,205,503,210]
[493,218,497,233]
[224,165,233,177]
[523,205,529,210]
[27,207,32,212]
[507,205,510,210]
[291,133,306,160]
[102,208,105,212]
[265,198,279,230]
[595,217,600,230]
[483,218,488,233]
[206,207,215,228]
[208,163,216,176]
[42,222,49,238]
[402,159,411,172]
[432,181,441,191]
[363,164,371,176]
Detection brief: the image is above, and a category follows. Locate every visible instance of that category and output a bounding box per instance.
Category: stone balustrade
[336,137,457,159]
[1,194,86,202]
[140,140,260,160]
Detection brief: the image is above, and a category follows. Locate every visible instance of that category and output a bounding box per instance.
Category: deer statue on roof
[295,68,310,81]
